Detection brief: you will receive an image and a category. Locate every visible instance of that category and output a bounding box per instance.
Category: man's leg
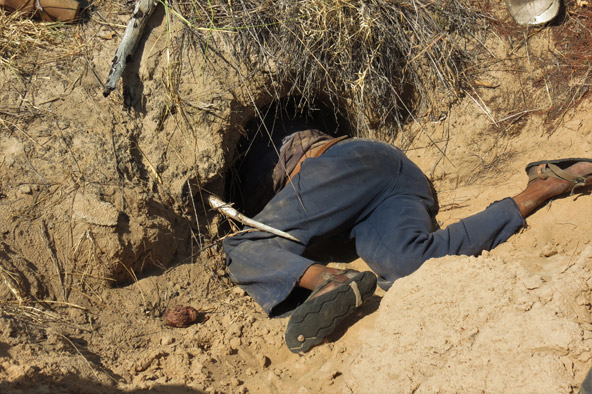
[353,159,592,290]
[223,139,406,315]
[352,195,524,289]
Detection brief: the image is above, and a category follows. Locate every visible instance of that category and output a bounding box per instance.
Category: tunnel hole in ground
[224,96,352,218]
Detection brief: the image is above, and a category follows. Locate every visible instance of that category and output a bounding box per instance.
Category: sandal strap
[546,163,586,184]
[307,269,359,299]
[529,163,587,194]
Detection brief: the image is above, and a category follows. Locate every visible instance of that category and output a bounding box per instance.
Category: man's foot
[285,269,377,353]
[514,158,592,217]
[526,159,592,192]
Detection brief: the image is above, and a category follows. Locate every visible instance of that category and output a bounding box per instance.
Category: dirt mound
[0,4,265,303]
[347,247,592,392]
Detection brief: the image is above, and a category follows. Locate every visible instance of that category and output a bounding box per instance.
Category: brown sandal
[285,270,377,353]
[526,158,592,194]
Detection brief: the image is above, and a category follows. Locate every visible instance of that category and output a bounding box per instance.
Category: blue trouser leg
[351,148,525,289]
[352,196,524,290]
[223,139,525,315]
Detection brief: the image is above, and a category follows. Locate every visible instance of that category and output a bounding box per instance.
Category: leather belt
[288,135,350,182]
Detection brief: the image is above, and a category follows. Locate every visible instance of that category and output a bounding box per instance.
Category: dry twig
[208,194,302,243]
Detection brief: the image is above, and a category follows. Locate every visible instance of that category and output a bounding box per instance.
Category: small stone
[217,269,226,277]
[163,305,199,328]
[523,275,544,290]
[229,337,241,349]
[18,185,32,195]
[233,287,246,296]
[161,335,174,346]
[256,354,269,368]
[541,243,558,257]
[297,335,305,342]
[230,377,241,387]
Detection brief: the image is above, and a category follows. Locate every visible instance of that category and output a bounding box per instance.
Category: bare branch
[207,195,302,244]
[103,0,158,97]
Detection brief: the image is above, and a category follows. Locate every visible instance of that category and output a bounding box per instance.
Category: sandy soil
[1,1,592,393]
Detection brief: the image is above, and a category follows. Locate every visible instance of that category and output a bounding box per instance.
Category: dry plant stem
[40,220,67,302]
[0,266,25,303]
[3,304,91,332]
[56,333,102,381]
[187,179,203,249]
[177,0,483,136]
[207,195,302,243]
[103,0,158,96]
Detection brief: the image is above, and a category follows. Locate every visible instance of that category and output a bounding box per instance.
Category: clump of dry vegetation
[0,10,73,73]
[168,0,490,138]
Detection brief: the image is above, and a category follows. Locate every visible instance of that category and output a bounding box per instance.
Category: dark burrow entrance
[225,96,352,217]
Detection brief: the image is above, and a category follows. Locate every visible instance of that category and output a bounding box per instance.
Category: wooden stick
[207,195,302,244]
[103,0,158,97]
[0,266,25,304]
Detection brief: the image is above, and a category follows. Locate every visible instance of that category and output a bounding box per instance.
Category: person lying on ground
[223,121,592,353]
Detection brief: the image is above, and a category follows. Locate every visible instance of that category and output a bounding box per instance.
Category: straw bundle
[174,0,487,136]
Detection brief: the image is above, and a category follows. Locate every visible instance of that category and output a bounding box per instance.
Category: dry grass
[166,0,489,138]
[0,10,74,74]
[470,0,592,135]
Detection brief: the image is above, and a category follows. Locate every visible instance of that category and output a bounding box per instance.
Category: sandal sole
[285,271,377,353]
